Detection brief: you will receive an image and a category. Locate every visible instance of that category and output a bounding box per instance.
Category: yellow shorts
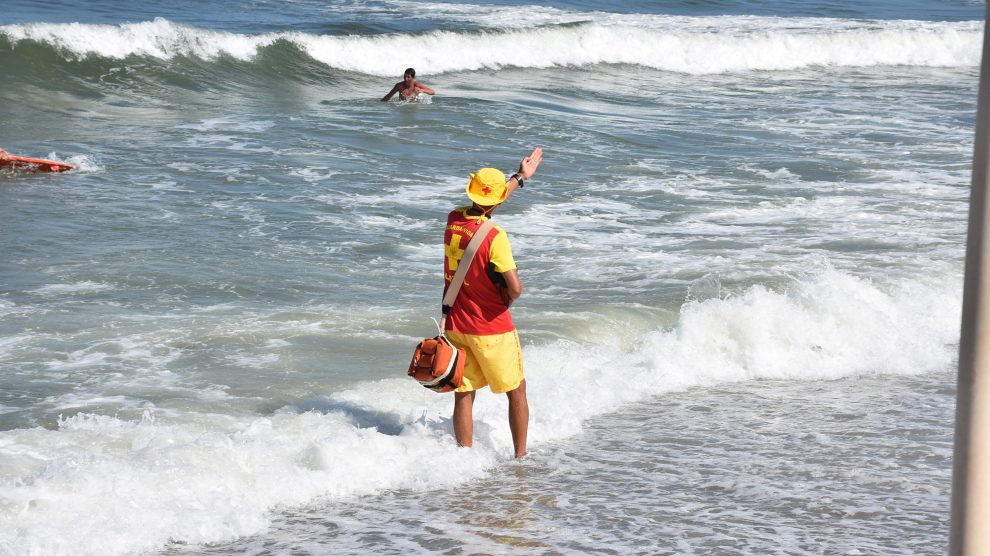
[446,329,524,394]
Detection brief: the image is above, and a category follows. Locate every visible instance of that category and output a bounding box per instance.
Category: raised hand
[518,147,543,180]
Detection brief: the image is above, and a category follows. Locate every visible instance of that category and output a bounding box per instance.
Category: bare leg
[506,379,529,458]
[453,390,476,447]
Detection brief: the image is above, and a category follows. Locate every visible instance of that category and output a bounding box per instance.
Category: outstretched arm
[505,147,543,199]
[382,83,401,101]
[0,148,8,161]
[416,82,436,95]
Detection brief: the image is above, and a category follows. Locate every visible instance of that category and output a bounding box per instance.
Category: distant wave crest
[0,16,981,75]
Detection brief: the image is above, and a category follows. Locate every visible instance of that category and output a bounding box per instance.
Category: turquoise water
[0,1,979,553]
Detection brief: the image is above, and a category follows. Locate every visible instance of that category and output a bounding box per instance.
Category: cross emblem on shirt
[445,234,464,271]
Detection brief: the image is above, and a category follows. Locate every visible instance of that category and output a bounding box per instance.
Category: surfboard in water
[0,155,74,173]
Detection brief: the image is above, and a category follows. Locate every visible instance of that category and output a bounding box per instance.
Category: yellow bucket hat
[466,168,508,206]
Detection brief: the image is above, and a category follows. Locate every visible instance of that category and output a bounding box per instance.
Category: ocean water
[0,0,980,554]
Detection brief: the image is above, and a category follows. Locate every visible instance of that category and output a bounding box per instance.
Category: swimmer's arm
[416,82,435,95]
[505,147,543,199]
[499,269,522,307]
[382,83,401,101]
[0,148,8,161]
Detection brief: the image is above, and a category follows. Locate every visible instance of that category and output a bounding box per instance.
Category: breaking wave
[0,16,980,76]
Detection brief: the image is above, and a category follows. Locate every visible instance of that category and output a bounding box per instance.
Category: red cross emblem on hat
[482,186,493,195]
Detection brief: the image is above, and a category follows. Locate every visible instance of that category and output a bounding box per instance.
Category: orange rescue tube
[0,155,74,173]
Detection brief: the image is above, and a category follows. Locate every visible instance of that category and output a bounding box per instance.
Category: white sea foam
[226,351,280,368]
[176,117,276,133]
[0,406,495,556]
[30,281,113,295]
[331,0,973,35]
[47,394,148,412]
[1,18,272,60]
[61,154,102,172]
[0,269,960,555]
[289,167,340,183]
[0,16,979,74]
[42,335,182,376]
[0,335,30,361]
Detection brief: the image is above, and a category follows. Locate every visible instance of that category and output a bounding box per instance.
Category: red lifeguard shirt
[443,207,517,335]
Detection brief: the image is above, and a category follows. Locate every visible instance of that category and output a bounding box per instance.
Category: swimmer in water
[382,68,435,102]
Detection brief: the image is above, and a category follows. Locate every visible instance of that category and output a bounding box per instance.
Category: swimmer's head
[404,68,416,85]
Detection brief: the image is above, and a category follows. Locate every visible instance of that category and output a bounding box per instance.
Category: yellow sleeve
[489,226,516,273]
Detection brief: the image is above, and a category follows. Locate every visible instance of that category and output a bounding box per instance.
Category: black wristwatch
[511,173,525,188]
